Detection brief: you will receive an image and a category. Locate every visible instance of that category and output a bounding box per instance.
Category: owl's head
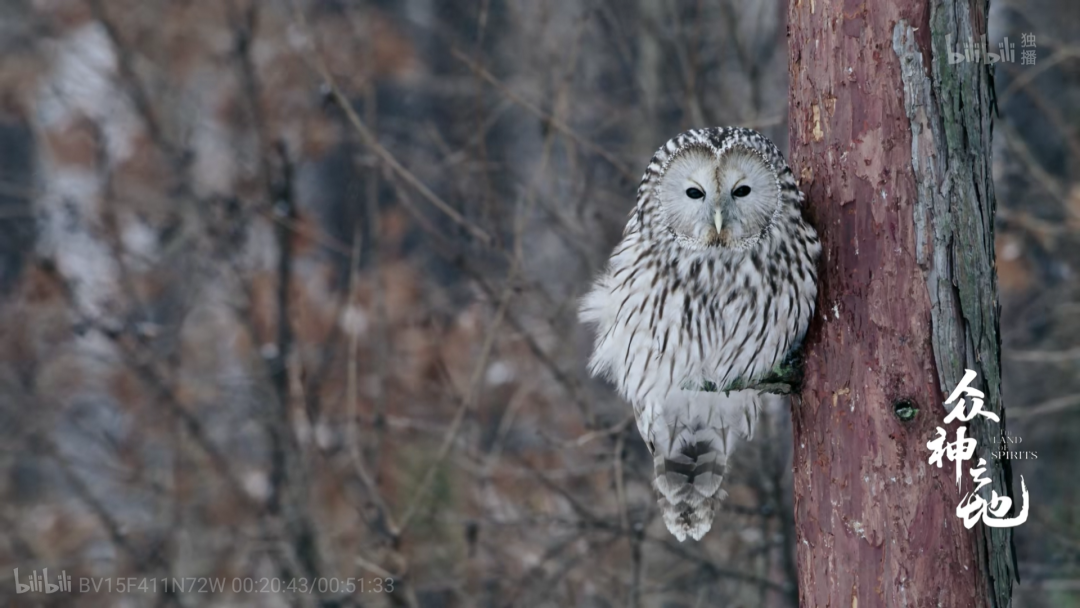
[643,128,794,249]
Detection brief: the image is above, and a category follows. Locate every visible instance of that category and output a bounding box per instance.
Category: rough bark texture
[787,0,1014,606]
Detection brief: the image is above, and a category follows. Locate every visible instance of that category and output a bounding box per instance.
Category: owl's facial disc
[658,144,779,248]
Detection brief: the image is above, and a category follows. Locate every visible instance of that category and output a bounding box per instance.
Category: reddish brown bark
[787,0,991,606]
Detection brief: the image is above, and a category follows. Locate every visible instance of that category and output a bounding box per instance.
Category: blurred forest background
[0,0,1075,606]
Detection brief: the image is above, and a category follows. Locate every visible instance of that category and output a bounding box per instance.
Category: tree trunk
[787,0,1016,605]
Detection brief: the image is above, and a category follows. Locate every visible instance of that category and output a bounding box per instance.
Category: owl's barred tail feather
[654,431,728,541]
[647,389,761,541]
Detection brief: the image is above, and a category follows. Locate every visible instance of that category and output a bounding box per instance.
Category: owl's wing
[643,388,763,542]
[622,204,642,237]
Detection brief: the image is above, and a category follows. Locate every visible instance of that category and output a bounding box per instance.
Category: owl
[580,127,820,541]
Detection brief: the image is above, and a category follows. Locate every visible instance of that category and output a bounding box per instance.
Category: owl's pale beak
[713,209,723,234]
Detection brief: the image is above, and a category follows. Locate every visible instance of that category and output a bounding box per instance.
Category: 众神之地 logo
[926,369,1031,529]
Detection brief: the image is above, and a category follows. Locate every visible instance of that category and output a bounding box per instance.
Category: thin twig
[1006,347,1080,363]
[289,3,492,246]
[1010,393,1080,420]
[540,415,634,449]
[344,224,400,537]
[451,47,638,182]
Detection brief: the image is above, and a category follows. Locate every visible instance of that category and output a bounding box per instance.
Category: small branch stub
[893,399,919,422]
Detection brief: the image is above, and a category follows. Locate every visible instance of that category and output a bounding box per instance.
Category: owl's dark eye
[732,185,752,198]
[685,187,705,199]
